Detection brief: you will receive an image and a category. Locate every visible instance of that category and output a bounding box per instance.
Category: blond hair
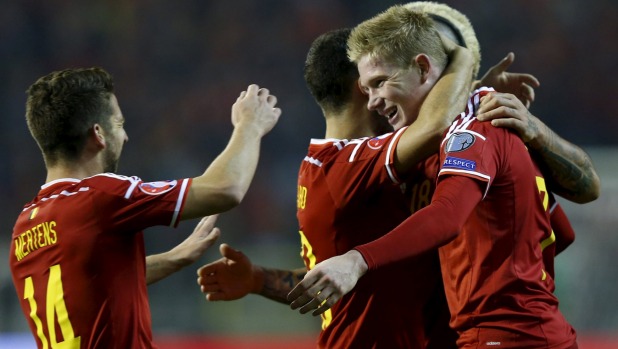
[404,2,481,77]
[347,5,447,71]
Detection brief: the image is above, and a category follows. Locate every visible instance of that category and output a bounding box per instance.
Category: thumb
[219,243,245,261]
[493,52,515,72]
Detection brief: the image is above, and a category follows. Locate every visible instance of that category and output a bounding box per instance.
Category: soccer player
[288,6,594,349]
[200,28,475,349]
[199,9,595,349]
[407,1,583,281]
[9,67,280,348]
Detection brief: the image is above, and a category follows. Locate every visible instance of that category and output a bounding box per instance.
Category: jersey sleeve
[438,89,500,198]
[549,200,575,255]
[85,174,192,232]
[356,175,483,270]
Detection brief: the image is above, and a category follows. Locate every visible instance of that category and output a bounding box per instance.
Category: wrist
[251,265,265,294]
[165,249,192,270]
[347,249,369,278]
[524,114,548,149]
[234,121,266,139]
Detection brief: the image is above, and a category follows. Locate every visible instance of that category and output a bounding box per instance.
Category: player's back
[297,135,442,348]
[10,175,157,348]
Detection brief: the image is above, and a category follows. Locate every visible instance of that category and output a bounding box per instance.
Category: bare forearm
[256,267,306,304]
[529,122,600,203]
[183,125,263,219]
[146,252,189,285]
[396,47,473,174]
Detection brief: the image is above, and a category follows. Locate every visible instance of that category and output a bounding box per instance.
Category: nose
[367,90,382,111]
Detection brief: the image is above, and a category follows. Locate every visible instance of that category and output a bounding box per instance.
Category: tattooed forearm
[260,267,307,304]
[530,125,600,203]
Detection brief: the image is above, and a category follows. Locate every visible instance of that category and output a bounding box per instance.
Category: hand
[287,250,368,316]
[197,243,260,301]
[475,52,540,108]
[169,215,221,267]
[477,92,543,143]
[439,32,473,63]
[231,84,281,136]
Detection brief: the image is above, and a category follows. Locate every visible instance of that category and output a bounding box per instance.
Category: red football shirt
[297,132,444,349]
[10,174,191,349]
[357,89,577,349]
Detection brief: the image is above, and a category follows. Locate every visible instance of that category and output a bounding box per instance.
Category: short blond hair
[347,5,447,71]
[404,2,481,77]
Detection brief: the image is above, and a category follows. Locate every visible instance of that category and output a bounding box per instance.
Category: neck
[45,156,105,183]
[324,103,383,140]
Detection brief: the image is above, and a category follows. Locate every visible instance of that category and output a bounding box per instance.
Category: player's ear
[91,124,106,148]
[413,54,431,83]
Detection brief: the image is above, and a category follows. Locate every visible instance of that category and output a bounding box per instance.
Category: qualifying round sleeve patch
[139,180,178,195]
[445,132,475,152]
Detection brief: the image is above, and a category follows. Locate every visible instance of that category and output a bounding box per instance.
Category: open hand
[197,243,259,301]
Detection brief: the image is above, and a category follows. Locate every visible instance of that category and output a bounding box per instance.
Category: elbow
[191,181,246,214]
[572,173,601,204]
[216,185,245,210]
[587,174,601,202]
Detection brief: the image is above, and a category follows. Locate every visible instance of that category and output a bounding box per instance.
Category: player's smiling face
[102,94,128,173]
[357,54,432,130]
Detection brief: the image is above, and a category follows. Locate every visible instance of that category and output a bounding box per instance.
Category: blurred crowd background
[1,0,617,347]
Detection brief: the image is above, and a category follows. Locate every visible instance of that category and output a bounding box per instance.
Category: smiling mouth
[384,108,397,120]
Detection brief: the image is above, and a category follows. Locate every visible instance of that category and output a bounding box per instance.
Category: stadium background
[1,1,616,348]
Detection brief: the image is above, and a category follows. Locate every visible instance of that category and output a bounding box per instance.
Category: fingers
[206,292,230,301]
[197,262,217,278]
[477,93,518,117]
[519,83,535,108]
[493,52,515,73]
[288,279,337,316]
[219,243,245,261]
[204,227,221,244]
[517,73,540,88]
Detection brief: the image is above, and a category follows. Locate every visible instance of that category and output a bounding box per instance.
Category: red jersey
[356,89,577,349]
[437,88,577,348]
[10,174,191,349]
[297,132,444,349]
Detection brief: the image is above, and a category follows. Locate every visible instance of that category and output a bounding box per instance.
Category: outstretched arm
[146,216,220,285]
[197,244,306,304]
[182,85,282,220]
[477,92,600,203]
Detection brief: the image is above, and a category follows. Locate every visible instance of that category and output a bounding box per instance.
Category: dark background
[1,0,617,341]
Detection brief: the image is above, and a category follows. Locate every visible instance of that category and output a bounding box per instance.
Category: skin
[146,215,221,285]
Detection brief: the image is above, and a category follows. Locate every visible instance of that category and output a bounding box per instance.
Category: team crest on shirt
[139,180,177,195]
[445,132,475,153]
[367,136,387,149]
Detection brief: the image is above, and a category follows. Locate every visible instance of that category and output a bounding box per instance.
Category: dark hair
[25,67,115,165]
[304,28,358,113]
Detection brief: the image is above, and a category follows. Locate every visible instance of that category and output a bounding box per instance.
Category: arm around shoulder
[395,41,474,175]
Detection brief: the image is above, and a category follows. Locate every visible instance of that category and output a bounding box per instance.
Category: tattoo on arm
[260,268,306,304]
[533,128,599,203]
